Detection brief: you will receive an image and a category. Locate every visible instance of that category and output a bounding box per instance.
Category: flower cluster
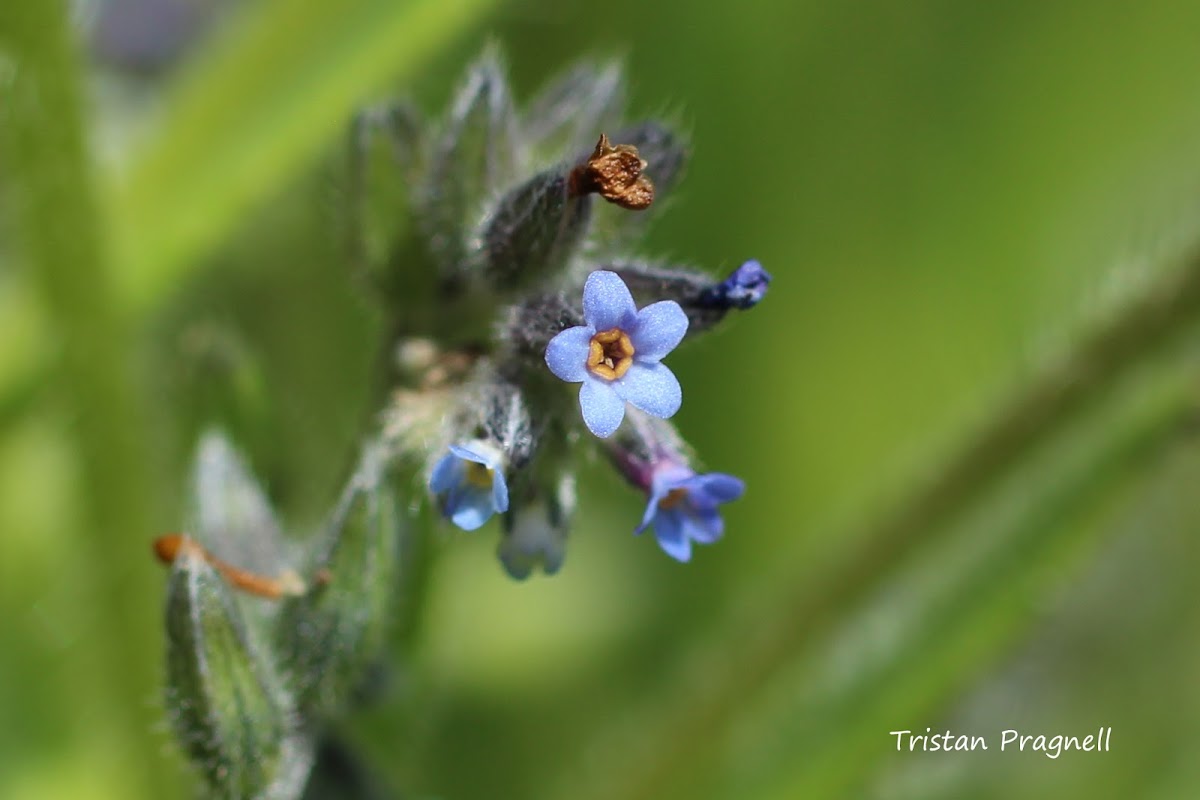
[151,47,774,800]
[356,49,770,577]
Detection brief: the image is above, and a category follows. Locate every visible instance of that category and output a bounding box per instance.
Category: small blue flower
[429,441,509,531]
[700,260,772,310]
[636,465,745,562]
[545,270,688,438]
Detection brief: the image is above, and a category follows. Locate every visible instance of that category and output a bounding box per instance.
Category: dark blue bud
[609,260,767,340]
[699,260,772,310]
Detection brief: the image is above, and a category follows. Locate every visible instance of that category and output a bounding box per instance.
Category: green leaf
[105,0,494,318]
[418,44,519,275]
[275,443,406,718]
[165,549,313,800]
[190,430,293,584]
[346,102,426,296]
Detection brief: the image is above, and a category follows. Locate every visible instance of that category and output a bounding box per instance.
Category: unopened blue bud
[498,474,575,580]
[700,260,772,310]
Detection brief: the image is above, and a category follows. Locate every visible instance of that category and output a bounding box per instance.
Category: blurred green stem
[105,0,493,318]
[0,357,54,440]
[758,372,1194,797]
[572,245,1200,800]
[0,3,170,794]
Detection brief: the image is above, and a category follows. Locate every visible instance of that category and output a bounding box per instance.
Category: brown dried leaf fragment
[570,133,656,210]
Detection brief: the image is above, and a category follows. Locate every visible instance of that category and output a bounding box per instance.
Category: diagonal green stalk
[105,0,493,319]
[750,369,1194,798]
[564,243,1200,800]
[0,3,173,795]
[0,358,53,442]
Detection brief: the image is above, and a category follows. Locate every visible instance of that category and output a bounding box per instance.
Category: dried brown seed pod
[570,133,656,210]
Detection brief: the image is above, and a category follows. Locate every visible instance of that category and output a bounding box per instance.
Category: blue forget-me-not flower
[605,409,746,561]
[545,270,688,438]
[637,464,745,562]
[429,442,510,531]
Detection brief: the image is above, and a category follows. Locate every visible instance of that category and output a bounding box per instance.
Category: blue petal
[448,443,490,467]
[629,301,688,362]
[691,473,745,506]
[579,378,626,437]
[545,325,593,383]
[491,469,509,513]
[651,464,696,493]
[653,510,693,562]
[683,508,725,544]
[429,451,463,493]
[635,492,664,534]
[636,466,694,535]
[448,486,495,531]
[614,362,681,419]
[582,270,637,332]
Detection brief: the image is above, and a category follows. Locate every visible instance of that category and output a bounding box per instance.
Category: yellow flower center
[657,487,689,511]
[464,460,495,489]
[587,328,635,381]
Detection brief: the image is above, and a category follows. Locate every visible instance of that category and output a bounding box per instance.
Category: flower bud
[498,474,576,580]
[480,166,592,293]
[164,547,312,799]
[274,444,405,717]
[192,431,290,571]
[611,260,771,338]
[346,101,426,296]
[418,45,517,277]
[698,260,772,310]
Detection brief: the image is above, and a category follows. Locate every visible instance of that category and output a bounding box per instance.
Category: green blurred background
[5,0,1200,798]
